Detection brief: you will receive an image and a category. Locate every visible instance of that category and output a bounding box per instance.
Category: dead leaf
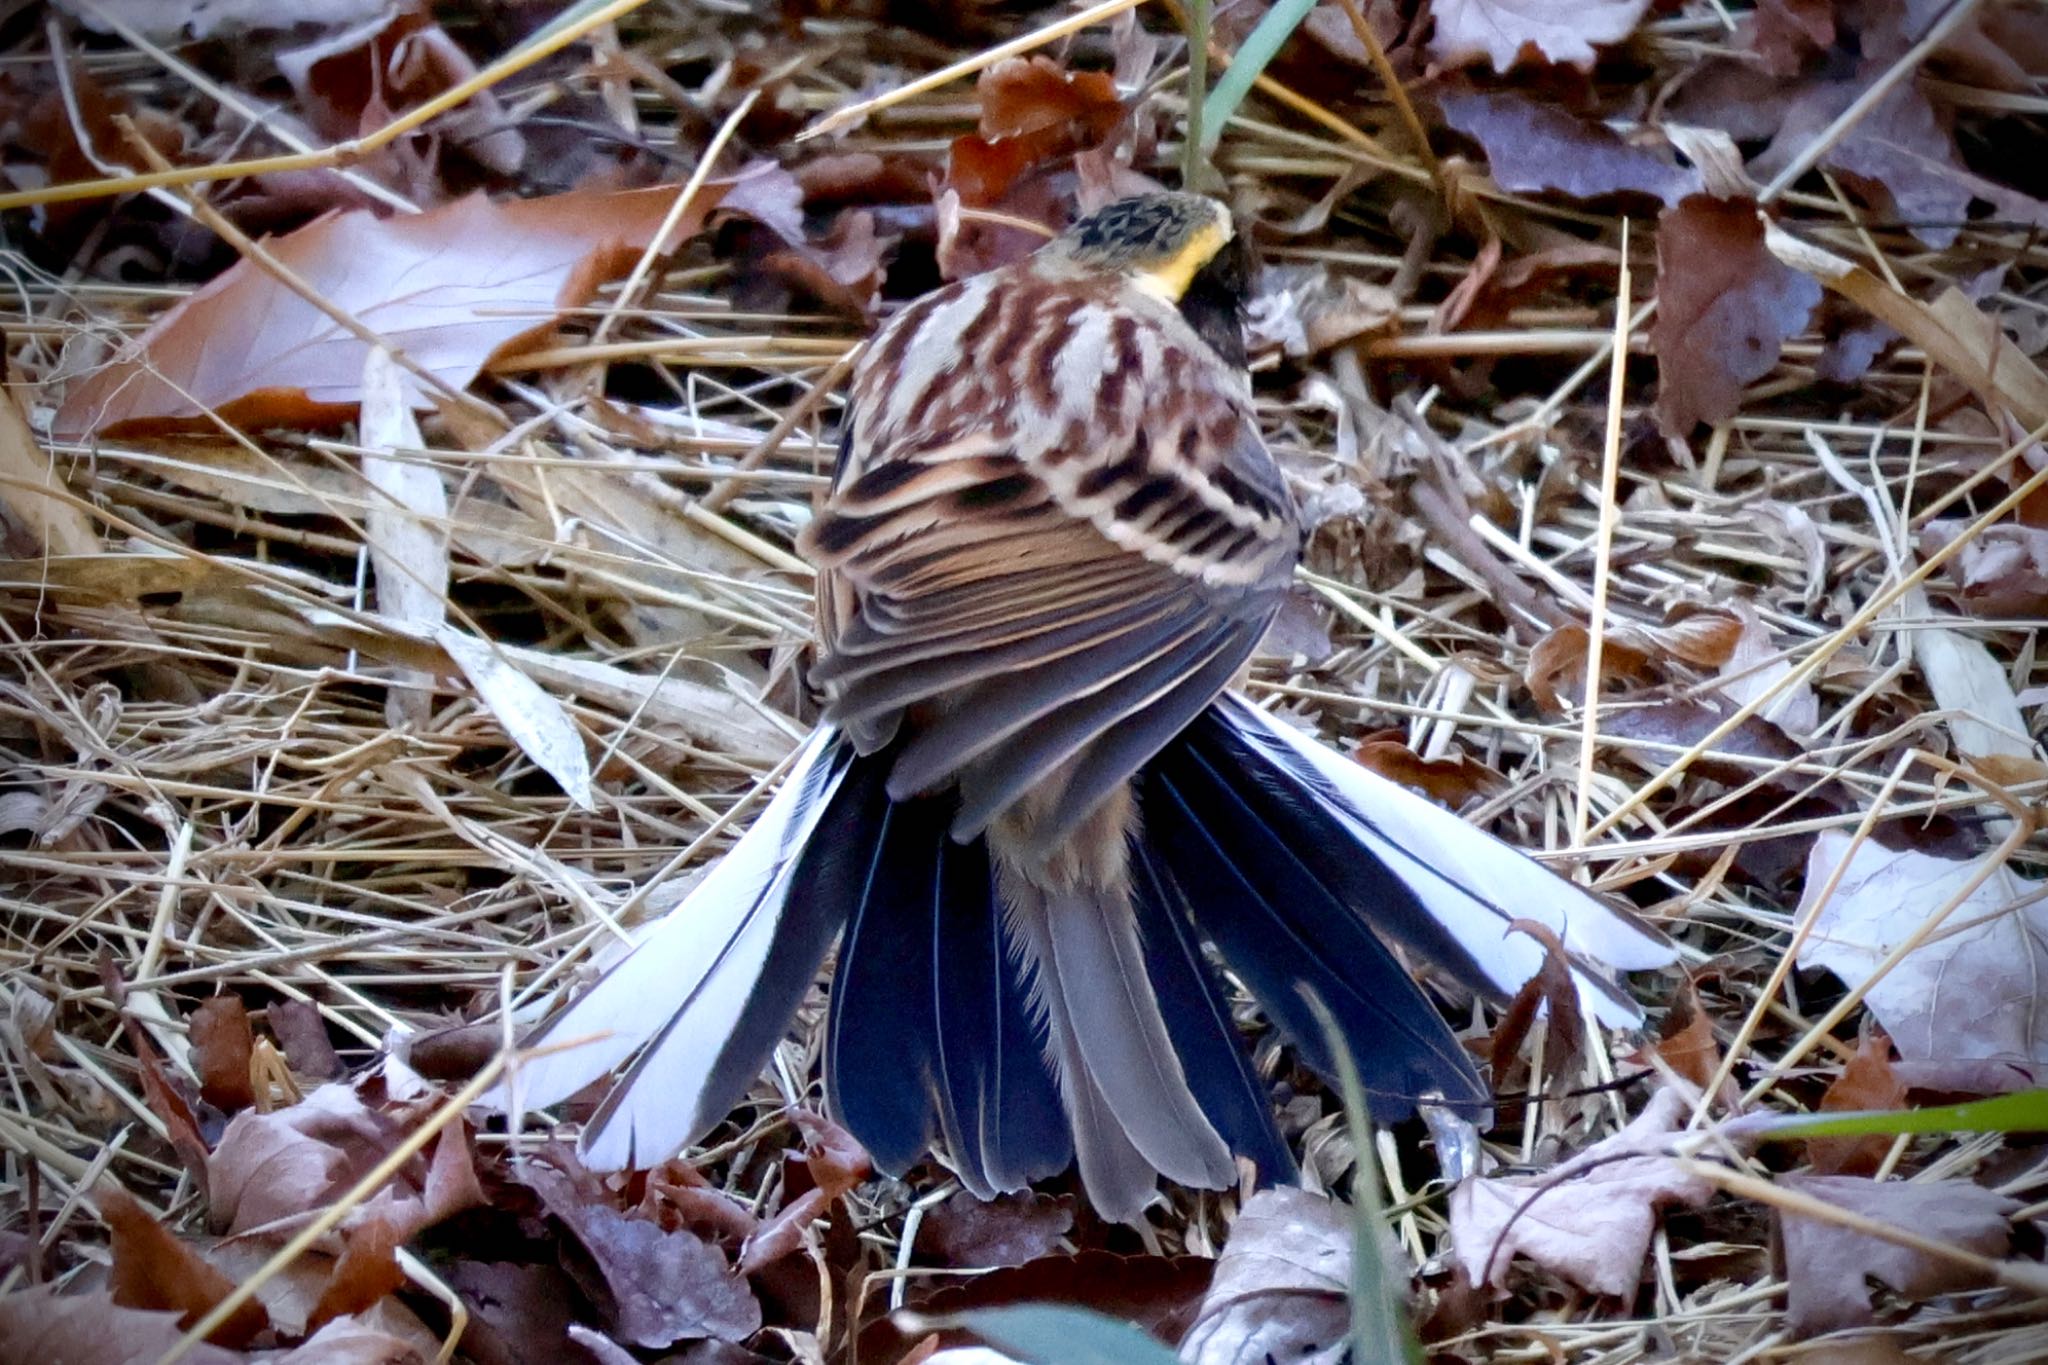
[1524,622,1656,712]
[1488,919,1585,1093]
[101,1184,271,1346]
[1449,1086,1713,1295]
[1911,621,2043,769]
[278,2,524,188]
[190,996,257,1114]
[1795,831,2048,1066]
[1753,80,1969,249]
[948,55,1122,205]
[923,1191,1075,1270]
[737,1109,871,1272]
[1429,0,1653,72]
[1352,739,1509,809]
[266,1001,344,1081]
[1714,599,1818,736]
[521,1159,761,1348]
[1643,976,1727,1095]
[1807,1029,1907,1176]
[1439,90,1698,205]
[207,1081,391,1234]
[0,385,97,557]
[0,1286,242,1365]
[55,169,789,438]
[434,626,595,811]
[1177,1187,1356,1365]
[305,1213,407,1333]
[1925,521,2048,618]
[1652,195,1821,434]
[1778,1173,2017,1335]
[447,1260,584,1365]
[1764,230,2048,433]
[275,1314,432,1364]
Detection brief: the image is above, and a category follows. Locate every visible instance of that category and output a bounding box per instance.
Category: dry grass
[4,1,2048,1361]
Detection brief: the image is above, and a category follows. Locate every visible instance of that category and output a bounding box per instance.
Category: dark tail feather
[1140,744,1492,1121]
[1128,843,1296,1183]
[827,768,1073,1195]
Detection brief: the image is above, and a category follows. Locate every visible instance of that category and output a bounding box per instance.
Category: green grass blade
[911,1303,1184,1365]
[1737,1090,2048,1142]
[1198,0,1318,155]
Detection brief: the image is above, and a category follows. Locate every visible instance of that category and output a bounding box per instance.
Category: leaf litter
[8,0,2048,1361]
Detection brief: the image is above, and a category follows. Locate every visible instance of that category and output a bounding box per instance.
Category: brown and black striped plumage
[490,194,1675,1222]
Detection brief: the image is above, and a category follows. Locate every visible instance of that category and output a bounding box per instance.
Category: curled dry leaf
[1487,919,1584,1093]
[0,385,97,558]
[1428,0,1653,72]
[1352,739,1508,810]
[1925,521,2048,618]
[1449,1086,1714,1295]
[1651,195,1821,434]
[278,1,525,184]
[101,1184,271,1346]
[1524,622,1656,712]
[208,1082,390,1235]
[1795,831,2048,1066]
[737,1108,872,1272]
[1778,1173,2018,1336]
[55,169,788,438]
[1714,599,1818,736]
[1177,1187,1357,1365]
[1438,91,1698,206]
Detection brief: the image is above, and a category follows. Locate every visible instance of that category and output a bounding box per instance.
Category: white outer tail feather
[477,729,846,1167]
[1218,695,1676,1027]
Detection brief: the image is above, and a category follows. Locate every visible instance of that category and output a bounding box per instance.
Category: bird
[484,192,1676,1221]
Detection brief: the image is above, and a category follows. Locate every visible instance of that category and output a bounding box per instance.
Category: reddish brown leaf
[1925,520,2048,618]
[1807,1029,1907,1176]
[55,169,789,438]
[207,1082,394,1234]
[278,2,524,190]
[1524,622,1656,712]
[976,55,1122,146]
[190,996,256,1114]
[1650,195,1820,434]
[737,1109,870,1272]
[306,1213,408,1333]
[1439,90,1697,205]
[1352,740,1508,809]
[96,950,212,1197]
[1646,976,1724,1093]
[1429,0,1652,72]
[101,1185,270,1347]
[1488,919,1584,1090]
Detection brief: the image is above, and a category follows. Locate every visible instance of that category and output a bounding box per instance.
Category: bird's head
[1052,192,1250,368]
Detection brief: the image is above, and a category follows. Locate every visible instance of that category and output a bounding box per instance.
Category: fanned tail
[1136,694,1677,1120]
[480,696,1674,1213]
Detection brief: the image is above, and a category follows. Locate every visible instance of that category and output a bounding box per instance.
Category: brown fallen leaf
[1487,919,1585,1096]
[54,166,792,438]
[101,1184,271,1347]
[191,996,257,1115]
[1439,90,1697,206]
[922,1191,1075,1270]
[1651,195,1821,434]
[1640,975,1728,1097]
[737,1108,872,1272]
[266,1000,345,1081]
[520,1158,761,1348]
[1807,1028,1907,1177]
[1351,739,1508,810]
[1524,622,1656,712]
[1449,1086,1714,1295]
[208,1082,391,1235]
[0,1286,242,1365]
[278,1,524,192]
[1428,0,1653,72]
[1178,1186,1358,1365]
[1778,1173,2018,1336]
